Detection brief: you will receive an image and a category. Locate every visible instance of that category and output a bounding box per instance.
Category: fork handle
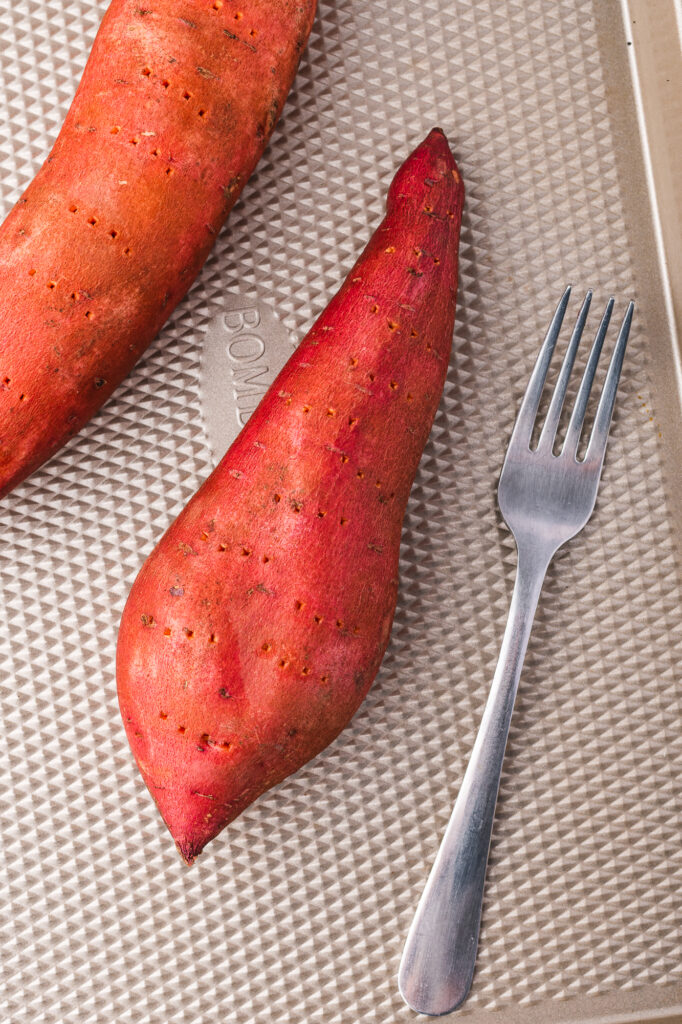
[398,544,550,1016]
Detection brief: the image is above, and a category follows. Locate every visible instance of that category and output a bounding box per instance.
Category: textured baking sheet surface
[0,1,681,1023]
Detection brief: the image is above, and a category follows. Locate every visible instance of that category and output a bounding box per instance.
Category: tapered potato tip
[177,841,197,867]
[423,126,459,167]
[388,128,463,211]
[150,781,244,866]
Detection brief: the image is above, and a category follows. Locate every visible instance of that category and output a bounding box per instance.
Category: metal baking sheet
[0,1,680,1022]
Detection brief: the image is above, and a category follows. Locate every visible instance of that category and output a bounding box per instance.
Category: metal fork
[398,287,634,1017]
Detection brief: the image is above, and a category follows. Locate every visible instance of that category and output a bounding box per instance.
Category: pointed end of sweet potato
[146,782,219,866]
[421,126,460,173]
[387,127,463,213]
[176,838,200,867]
[151,780,251,865]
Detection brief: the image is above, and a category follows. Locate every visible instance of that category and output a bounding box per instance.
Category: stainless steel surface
[399,290,634,1015]
[200,295,295,461]
[0,1,680,1022]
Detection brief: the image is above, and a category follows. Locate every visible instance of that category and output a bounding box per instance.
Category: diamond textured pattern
[0,1,680,1022]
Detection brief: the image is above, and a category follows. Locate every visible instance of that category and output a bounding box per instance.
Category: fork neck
[513,531,557,583]
[504,536,554,648]
[490,538,551,717]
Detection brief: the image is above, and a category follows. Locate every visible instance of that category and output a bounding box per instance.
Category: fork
[398,287,634,1016]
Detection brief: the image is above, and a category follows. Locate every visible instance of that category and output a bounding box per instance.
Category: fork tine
[538,291,592,451]
[563,297,614,455]
[508,286,571,448]
[584,300,634,465]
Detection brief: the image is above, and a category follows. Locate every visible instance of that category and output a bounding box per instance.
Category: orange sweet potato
[0,0,316,498]
[117,129,464,862]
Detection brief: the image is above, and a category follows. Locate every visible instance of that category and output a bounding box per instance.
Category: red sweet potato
[117,129,464,863]
[0,0,316,498]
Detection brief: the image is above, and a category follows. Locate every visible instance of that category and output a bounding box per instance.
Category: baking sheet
[0,1,680,1023]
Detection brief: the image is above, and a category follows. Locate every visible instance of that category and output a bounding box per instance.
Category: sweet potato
[117,129,464,862]
[0,0,316,498]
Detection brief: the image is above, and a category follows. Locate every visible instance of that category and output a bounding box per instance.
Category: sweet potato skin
[0,0,316,498]
[117,129,464,862]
